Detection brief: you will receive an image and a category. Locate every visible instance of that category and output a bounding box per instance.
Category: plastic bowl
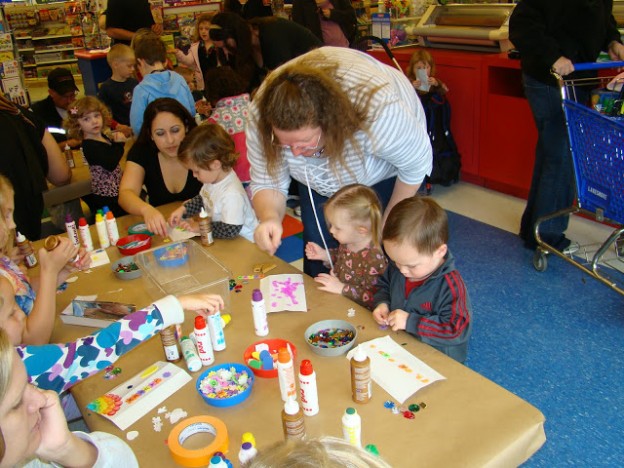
[304,319,357,357]
[111,256,142,280]
[242,339,297,378]
[116,234,152,256]
[153,243,189,268]
[196,363,254,407]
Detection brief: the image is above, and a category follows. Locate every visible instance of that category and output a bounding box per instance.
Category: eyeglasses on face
[271,131,322,153]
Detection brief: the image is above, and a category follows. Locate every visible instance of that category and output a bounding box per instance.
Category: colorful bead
[307,328,355,349]
[198,366,251,400]
[383,400,395,409]
[408,404,420,412]
[402,411,415,419]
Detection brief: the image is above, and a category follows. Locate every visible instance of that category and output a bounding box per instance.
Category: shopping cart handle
[573,61,624,71]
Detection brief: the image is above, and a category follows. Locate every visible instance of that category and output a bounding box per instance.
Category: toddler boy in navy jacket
[372,196,472,362]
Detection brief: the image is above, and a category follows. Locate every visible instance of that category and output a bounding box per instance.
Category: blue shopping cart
[533,62,624,296]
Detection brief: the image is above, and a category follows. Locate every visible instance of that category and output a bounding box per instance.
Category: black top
[30,96,63,142]
[106,0,155,45]
[292,0,357,44]
[509,0,621,85]
[257,18,323,71]
[98,78,139,126]
[81,138,125,171]
[126,142,202,207]
[0,108,48,239]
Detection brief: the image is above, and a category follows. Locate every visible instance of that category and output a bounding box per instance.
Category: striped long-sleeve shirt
[246,47,433,199]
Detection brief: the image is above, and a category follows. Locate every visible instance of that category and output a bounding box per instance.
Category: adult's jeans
[520,73,577,250]
[298,177,396,277]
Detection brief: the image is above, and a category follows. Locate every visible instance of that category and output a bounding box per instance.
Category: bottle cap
[353,345,367,362]
[252,288,263,301]
[78,217,88,227]
[105,211,115,220]
[194,315,207,329]
[241,442,252,451]
[44,235,60,251]
[241,432,256,447]
[95,213,103,222]
[102,206,110,214]
[300,359,314,376]
[199,207,208,218]
[346,407,356,415]
[277,347,291,364]
[65,213,73,223]
[284,396,300,415]
[16,231,26,242]
[365,444,380,456]
[221,313,232,327]
[64,144,70,150]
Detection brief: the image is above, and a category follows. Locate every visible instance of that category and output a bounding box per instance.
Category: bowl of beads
[243,339,297,378]
[116,234,152,256]
[153,243,189,268]
[196,363,254,407]
[111,256,142,280]
[304,319,357,357]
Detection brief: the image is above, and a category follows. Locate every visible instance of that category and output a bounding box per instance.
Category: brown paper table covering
[41,206,545,467]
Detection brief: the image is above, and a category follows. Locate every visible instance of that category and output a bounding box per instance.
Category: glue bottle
[78,217,94,252]
[208,455,229,468]
[105,211,120,245]
[194,315,214,366]
[207,311,226,351]
[298,359,319,416]
[179,336,202,372]
[160,326,180,362]
[241,432,256,447]
[238,442,258,464]
[95,211,109,248]
[199,207,214,246]
[350,345,372,403]
[251,288,269,336]
[342,407,362,447]
[281,396,306,440]
[64,144,75,168]
[65,214,80,247]
[15,231,37,268]
[277,347,296,402]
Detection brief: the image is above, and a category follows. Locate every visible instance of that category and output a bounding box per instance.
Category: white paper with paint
[167,225,197,241]
[346,336,445,403]
[260,274,307,313]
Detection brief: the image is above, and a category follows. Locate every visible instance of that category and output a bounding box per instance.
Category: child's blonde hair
[0,175,14,255]
[106,43,135,67]
[324,184,383,248]
[194,12,217,42]
[63,96,112,139]
[178,123,239,171]
[383,196,448,255]
[406,49,436,82]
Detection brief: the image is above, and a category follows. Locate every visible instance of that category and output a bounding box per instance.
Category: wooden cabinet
[367,46,537,199]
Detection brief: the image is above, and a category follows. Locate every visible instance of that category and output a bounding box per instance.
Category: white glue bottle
[64,214,80,247]
[105,211,120,245]
[251,288,269,336]
[95,212,109,248]
[298,359,319,416]
[277,347,296,402]
[207,311,226,351]
[193,315,214,366]
[15,231,37,268]
[179,336,202,372]
[78,217,94,252]
[342,407,362,447]
[199,207,214,246]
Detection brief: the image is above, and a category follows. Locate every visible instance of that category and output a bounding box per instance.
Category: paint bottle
[194,315,214,366]
[15,231,37,268]
[277,347,296,402]
[241,432,256,447]
[298,359,319,416]
[105,211,120,245]
[64,144,75,168]
[179,336,202,372]
[77,217,94,252]
[160,326,180,362]
[208,455,228,468]
[342,407,362,447]
[251,288,269,336]
[95,212,109,248]
[207,311,226,351]
[351,345,372,403]
[65,214,80,247]
[199,207,214,246]
[281,396,306,440]
[238,442,258,464]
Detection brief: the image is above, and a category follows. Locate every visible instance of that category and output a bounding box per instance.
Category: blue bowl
[153,244,189,268]
[196,363,254,407]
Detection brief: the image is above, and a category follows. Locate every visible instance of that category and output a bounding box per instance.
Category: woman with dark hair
[118,98,201,236]
[292,0,357,47]
[209,12,322,90]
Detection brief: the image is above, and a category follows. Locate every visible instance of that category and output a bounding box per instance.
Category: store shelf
[35,58,78,65]
[31,34,73,40]
[35,46,76,53]
[18,48,35,52]
[15,36,33,40]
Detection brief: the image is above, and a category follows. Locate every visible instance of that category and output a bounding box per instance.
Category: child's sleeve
[212,221,243,239]
[129,89,146,135]
[341,250,388,309]
[17,296,184,394]
[405,271,471,346]
[372,263,393,307]
[183,194,204,217]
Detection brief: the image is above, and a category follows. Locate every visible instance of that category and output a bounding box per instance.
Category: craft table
[48,206,546,467]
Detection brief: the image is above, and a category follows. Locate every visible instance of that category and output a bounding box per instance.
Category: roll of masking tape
[168,416,229,467]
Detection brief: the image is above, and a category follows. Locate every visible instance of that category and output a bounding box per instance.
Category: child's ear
[434,243,448,259]
[357,225,369,235]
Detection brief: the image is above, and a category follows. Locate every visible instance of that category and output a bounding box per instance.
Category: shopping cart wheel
[533,249,548,272]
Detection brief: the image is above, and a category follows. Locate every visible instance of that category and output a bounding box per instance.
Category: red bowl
[116,234,152,256]
[243,339,297,378]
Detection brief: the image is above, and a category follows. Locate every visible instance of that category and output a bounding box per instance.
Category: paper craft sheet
[260,274,307,313]
[347,335,446,403]
[167,225,198,241]
[87,361,191,430]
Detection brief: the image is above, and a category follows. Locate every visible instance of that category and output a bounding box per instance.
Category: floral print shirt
[0,256,35,315]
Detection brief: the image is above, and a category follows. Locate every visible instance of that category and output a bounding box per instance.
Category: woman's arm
[42,130,71,186]
[252,188,286,255]
[383,179,421,225]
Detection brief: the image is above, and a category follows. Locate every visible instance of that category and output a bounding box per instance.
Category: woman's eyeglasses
[271,132,324,157]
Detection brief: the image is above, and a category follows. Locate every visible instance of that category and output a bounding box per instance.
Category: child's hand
[388,308,409,331]
[305,242,329,261]
[38,238,79,275]
[178,218,199,234]
[428,77,438,87]
[412,79,422,89]
[313,271,344,295]
[35,388,74,457]
[179,294,225,317]
[111,131,128,143]
[372,303,390,326]
[168,205,186,227]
